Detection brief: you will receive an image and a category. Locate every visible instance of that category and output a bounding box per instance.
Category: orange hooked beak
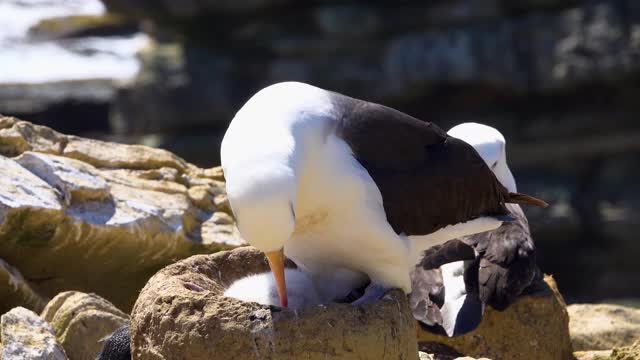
[265,248,288,308]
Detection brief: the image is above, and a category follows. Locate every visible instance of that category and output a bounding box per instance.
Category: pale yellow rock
[202,166,224,180]
[0,259,46,315]
[136,166,181,181]
[569,303,640,351]
[200,213,244,247]
[0,155,65,247]
[0,120,66,157]
[16,152,110,204]
[207,179,232,212]
[0,116,17,129]
[418,352,490,360]
[0,116,243,312]
[41,291,127,360]
[417,275,573,360]
[188,185,217,212]
[99,168,187,195]
[610,341,640,360]
[107,182,190,230]
[573,350,613,360]
[63,135,188,171]
[1,307,67,360]
[0,155,62,216]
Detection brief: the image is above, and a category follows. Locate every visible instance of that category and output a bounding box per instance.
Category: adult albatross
[411,122,539,336]
[221,82,547,307]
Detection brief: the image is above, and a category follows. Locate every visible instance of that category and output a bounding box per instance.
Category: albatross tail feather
[507,192,548,208]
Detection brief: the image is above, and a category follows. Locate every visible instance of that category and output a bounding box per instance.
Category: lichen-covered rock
[15,152,110,204]
[611,341,640,360]
[28,14,137,40]
[418,351,492,360]
[1,307,67,360]
[41,291,128,360]
[0,118,66,157]
[0,154,63,220]
[0,258,46,314]
[417,275,573,360]
[0,117,243,311]
[62,135,189,171]
[573,350,613,360]
[568,304,640,351]
[130,247,417,359]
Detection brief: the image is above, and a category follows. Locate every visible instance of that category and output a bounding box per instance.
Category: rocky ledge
[1,307,66,359]
[0,115,243,313]
[417,275,573,360]
[570,303,640,352]
[0,117,637,360]
[130,247,418,359]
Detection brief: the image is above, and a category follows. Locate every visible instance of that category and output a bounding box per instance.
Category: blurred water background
[0,0,638,305]
[0,0,144,82]
[0,0,146,133]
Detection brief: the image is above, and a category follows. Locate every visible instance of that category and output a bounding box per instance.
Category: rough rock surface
[1,306,67,360]
[130,247,417,359]
[41,291,128,360]
[418,351,492,360]
[0,258,46,315]
[28,14,138,40]
[611,341,640,360]
[573,350,613,360]
[0,116,242,311]
[417,275,573,360]
[569,303,640,351]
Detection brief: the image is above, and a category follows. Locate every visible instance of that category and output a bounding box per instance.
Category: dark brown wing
[333,96,510,236]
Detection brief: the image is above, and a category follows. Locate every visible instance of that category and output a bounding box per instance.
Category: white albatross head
[221,160,296,308]
[447,122,517,192]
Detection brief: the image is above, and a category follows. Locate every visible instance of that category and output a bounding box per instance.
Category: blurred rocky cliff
[2,0,639,303]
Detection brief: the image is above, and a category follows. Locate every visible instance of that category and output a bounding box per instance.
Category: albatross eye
[491,162,498,170]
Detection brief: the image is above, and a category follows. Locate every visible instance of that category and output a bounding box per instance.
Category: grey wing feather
[460,204,537,310]
[410,203,537,336]
[411,260,485,337]
[410,267,444,327]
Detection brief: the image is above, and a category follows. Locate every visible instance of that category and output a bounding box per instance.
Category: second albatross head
[448,122,517,192]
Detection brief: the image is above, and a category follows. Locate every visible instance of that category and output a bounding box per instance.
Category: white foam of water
[0,34,148,83]
[0,0,146,83]
[0,0,105,43]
